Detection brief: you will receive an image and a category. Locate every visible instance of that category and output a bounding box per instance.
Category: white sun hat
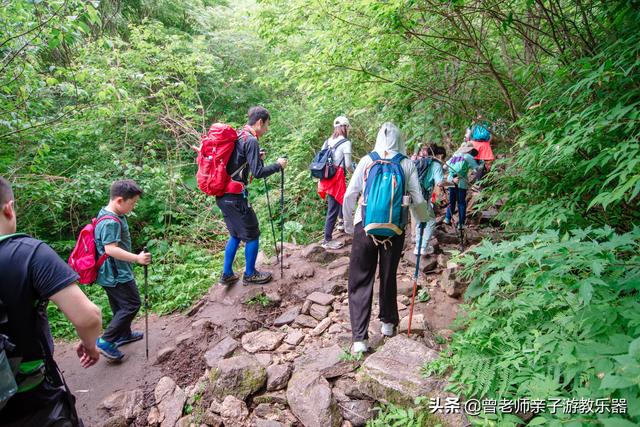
[333,116,350,128]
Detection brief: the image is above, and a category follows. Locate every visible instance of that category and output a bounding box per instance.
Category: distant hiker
[0,177,101,426]
[316,116,354,250]
[413,144,446,255]
[217,106,287,286]
[444,145,481,229]
[343,123,429,353]
[94,180,151,362]
[465,116,494,181]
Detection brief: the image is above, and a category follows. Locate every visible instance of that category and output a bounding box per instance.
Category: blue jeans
[446,187,468,227]
[415,205,436,252]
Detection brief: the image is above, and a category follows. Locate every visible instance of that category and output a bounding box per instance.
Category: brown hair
[332,125,349,139]
[0,177,13,206]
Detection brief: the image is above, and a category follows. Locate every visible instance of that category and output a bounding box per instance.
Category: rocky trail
[56,192,501,427]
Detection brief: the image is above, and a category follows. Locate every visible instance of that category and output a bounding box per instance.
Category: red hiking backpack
[196,124,249,196]
[68,216,121,285]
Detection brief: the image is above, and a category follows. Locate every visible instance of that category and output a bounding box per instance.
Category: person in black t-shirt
[0,177,102,426]
[216,106,288,287]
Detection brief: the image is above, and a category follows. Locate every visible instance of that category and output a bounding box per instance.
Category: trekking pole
[408,222,426,337]
[280,161,286,279]
[143,246,149,361]
[263,179,280,265]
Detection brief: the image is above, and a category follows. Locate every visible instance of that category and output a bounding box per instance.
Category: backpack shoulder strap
[96,214,122,225]
[390,153,406,164]
[331,138,348,151]
[368,151,381,162]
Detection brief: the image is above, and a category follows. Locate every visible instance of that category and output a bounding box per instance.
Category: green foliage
[339,346,364,362]
[429,228,640,424]
[367,398,440,427]
[417,288,431,303]
[244,293,273,308]
[483,16,640,232]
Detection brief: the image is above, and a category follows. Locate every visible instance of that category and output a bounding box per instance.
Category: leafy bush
[483,25,640,232]
[48,241,223,339]
[425,227,640,425]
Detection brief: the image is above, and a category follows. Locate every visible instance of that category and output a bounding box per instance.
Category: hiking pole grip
[408,222,426,337]
[143,246,149,360]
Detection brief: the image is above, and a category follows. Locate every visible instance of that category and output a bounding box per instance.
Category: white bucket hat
[333,116,350,128]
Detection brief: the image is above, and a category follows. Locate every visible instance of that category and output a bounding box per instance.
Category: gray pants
[102,280,141,342]
[348,223,405,341]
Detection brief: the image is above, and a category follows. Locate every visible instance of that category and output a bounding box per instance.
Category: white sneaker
[336,220,345,231]
[322,240,344,250]
[352,340,368,354]
[381,322,395,337]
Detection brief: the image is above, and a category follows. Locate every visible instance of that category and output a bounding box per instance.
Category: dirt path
[55,207,495,426]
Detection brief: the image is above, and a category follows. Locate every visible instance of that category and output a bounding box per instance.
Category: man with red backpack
[217,106,287,286]
[0,177,102,426]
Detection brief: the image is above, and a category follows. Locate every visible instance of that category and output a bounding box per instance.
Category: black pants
[102,280,141,343]
[348,223,405,341]
[216,193,260,241]
[1,380,82,427]
[324,195,342,241]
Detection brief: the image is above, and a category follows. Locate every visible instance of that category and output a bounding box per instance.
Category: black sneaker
[243,271,273,285]
[219,272,240,286]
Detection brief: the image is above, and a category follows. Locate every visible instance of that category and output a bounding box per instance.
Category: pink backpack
[68,215,121,285]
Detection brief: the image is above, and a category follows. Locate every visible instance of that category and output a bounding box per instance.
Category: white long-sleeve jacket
[342,122,430,235]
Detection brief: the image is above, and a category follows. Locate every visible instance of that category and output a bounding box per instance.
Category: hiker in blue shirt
[444,145,481,229]
[414,144,446,255]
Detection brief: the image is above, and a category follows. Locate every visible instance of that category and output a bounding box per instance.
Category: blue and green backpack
[362,152,408,237]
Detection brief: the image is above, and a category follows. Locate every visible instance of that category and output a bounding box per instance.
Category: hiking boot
[114,331,143,347]
[336,220,345,232]
[381,322,396,337]
[321,240,344,250]
[352,340,368,354]
[413,245,434,256]
[97,338,125,361]
[218,272,240,286]
[443,218,451,226]
[243,271,273,285]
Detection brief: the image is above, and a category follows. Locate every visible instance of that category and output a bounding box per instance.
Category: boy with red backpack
[215,106,287,286]
[93,180,151,361]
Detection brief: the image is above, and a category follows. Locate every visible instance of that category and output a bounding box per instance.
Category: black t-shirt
[0,235,78,361]
[226,131,281,186]
[0,235,78,423]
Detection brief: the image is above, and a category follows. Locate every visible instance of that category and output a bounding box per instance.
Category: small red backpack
[196,124,249,196]
[68,216,121,285]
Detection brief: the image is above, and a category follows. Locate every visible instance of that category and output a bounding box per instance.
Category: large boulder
[154,377,186,427]
[338,400,375,427]
[273,306,301,327]
[302,244,341,264]
[307,291,336,306]
[287,371,342,427]
[219,395,249,427]
[242,330,286,353]
[210,355,267,401]
[293,344,342,374]
[266,363,293,391]
[205,336,239,368]
[440,263,468,298]
[357,335,445,406]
